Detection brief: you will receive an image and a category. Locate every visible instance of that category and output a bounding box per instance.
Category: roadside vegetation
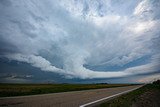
[0,83,133,97]
[97,80,160,107]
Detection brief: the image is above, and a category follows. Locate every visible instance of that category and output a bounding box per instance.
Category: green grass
[98,84,160,107]
[0,83,133,97]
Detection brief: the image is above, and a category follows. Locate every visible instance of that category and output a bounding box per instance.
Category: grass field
[0,83,133,97]
[98,82,160,107]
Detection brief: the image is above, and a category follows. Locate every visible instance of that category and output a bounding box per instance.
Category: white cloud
[134,0,148,16]
[92,15,121,26]
[137,73,160,83]
[0,0,159,79]
[3,54,64,74]
[127,21,155,34]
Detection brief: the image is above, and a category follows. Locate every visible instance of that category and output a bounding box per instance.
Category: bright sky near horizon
[0,0,160,83]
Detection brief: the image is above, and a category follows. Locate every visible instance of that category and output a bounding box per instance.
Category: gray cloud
[0,0,160,79]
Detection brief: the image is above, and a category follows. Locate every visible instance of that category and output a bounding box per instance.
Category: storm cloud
[0,0,160,80]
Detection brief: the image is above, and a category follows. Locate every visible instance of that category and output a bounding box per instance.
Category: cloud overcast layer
[0,0,160,79]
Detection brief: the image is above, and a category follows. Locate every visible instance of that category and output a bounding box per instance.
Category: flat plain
[0,83,133,97]
[0,85,141,107]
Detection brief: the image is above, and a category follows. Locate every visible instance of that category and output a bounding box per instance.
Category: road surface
[0,85,142,107]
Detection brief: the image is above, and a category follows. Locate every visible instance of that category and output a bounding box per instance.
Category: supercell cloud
[0,0,160,81]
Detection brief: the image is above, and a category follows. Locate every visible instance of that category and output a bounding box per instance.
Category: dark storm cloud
[0,0,159,82]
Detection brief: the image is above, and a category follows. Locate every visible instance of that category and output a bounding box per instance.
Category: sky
[0,0,160,83]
